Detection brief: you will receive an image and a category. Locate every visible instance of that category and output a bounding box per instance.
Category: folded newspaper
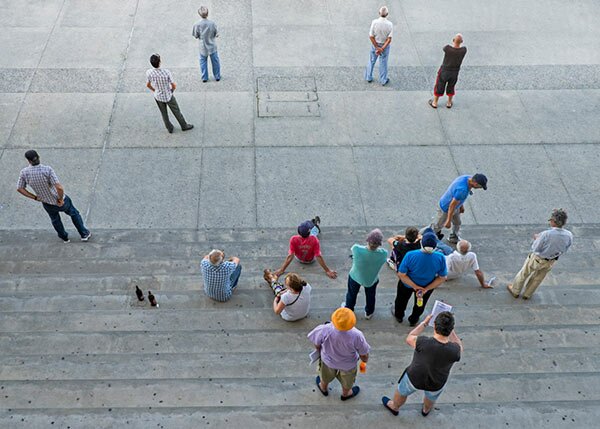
[428,300,453,327]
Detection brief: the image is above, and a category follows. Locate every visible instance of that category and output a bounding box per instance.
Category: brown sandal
[428,99,437,109]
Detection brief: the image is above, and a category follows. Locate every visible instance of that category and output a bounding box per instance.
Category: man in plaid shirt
[201,249,242,302]
[17,150,91,243]
[146,53,194,133]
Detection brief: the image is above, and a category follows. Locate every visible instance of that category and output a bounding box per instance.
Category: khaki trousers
[511,253,555,298]
[431,205,461,235]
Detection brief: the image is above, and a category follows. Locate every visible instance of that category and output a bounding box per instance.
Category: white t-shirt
[446,251,479,280]
[280,283,312,321]
[369,17,393,44]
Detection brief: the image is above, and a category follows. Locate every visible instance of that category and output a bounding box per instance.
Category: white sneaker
[340,301,346,308]
[364,311,373,320]
[386,258,396,270]
[81,232,92,242]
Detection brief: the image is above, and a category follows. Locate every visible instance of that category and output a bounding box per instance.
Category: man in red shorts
[274,219,337,279]
[429,34,467,109]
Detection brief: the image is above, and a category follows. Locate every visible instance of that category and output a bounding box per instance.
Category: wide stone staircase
[0,225,598,428]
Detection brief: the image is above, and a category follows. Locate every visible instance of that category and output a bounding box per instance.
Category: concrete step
[1,372,598,409]
[0,402,594,429]
[0,304,599,333]
[1,348,599,381]
[0,285,599,311]
[0,325,597,356]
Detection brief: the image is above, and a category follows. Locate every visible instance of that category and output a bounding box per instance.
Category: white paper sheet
[428,300,453,326]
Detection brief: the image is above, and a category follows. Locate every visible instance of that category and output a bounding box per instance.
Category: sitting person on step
[264,270,312,321]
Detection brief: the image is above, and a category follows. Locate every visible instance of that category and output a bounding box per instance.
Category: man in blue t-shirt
[431,173,487,244]
[392,233,447,326]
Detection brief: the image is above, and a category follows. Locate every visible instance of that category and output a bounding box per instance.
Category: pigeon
[148,291,159,308]
[135,285,145,301]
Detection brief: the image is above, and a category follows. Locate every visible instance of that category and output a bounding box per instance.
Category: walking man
[200,249,242,302]
[17,150,91,243]
[507,209,573,300]
[146,53,194,133]
[192,6,221,83]
[365,6,393,85]
[392,232,447,326]
[431,173,487,243]
[308,307,370,400]
[429,34,467,109]
[382,312,462,417]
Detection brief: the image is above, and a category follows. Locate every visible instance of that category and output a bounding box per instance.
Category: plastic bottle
[416,290,423,307]
[359,361,367,374]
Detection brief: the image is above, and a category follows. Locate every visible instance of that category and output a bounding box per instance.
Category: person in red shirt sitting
[274,219,337,279]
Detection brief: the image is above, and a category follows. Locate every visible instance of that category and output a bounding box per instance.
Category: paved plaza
[1,0,600,428]
[1,0,600,229]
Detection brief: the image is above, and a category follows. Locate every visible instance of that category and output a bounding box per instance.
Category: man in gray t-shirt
[192,6,221,82]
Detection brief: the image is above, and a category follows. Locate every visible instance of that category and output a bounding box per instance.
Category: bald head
[457,240,471,255]
[453,33,464,46]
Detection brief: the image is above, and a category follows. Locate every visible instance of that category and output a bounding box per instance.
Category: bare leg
[447,95,454,107]
[320,380,329,392]
[423,396,435,413]
[432,95,439,107]
[341,386,353,397]
[387,389,408,411]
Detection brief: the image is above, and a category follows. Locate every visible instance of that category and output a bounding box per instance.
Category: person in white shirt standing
[365,6,393,85]
[445,240,494,289]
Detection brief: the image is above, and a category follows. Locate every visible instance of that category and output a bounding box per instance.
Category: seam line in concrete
[250,1,259,228]
[4,0,66,147]
[84,0,141,222]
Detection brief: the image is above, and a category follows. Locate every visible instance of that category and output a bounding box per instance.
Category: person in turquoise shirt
[343,229,388,319]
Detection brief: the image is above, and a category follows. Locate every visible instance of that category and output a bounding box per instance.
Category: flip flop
[341,385,360,401]
[428,99,437,109]
[446,102,453,109]
[315,376,328,396]
[421,407,432,417]
[382,396,399,416]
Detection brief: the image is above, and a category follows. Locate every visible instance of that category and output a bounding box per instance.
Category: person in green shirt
[342,229,388,319]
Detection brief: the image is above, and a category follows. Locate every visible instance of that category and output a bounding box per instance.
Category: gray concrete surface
[1,0,599,230]
[1,0,599,427]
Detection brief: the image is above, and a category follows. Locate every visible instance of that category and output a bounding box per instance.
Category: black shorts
[434,68,460,97]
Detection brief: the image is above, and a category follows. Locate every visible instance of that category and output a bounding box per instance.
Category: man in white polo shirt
[445,240,494,289]
[365,6,393,85]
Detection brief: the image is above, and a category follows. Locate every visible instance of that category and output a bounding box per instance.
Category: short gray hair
[366,228,384,248]
[208,249,223,265]
[550,208,568,227]
[379,6,388,17]
[457,240,471,255]
[198,6,209,18]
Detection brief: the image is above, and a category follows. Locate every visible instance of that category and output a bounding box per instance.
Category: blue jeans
[199,52,221,81]
[230,264,242,289]
[397,371,445,401]
[365,44,389,84]
[345,275,378,316]
[42,195,89,241]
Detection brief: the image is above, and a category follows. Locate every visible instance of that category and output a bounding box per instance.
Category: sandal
[382,396,399,416]
[315,376,328,396]
[341,386,360,401]
[428,99,437,109]
[446,102,453,109]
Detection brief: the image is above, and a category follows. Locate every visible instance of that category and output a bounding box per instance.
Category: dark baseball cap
[297,220,315,238]
[421,232,437,248]
[24,150,40,162]
[472,173,487,190]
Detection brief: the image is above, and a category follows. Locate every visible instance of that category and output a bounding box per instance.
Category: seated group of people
[200,217,494,324]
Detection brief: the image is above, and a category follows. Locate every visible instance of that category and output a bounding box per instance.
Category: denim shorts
[397,371,445,401]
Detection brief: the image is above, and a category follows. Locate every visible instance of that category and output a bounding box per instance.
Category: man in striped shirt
[17,150,91,243]
[146,53,194,133]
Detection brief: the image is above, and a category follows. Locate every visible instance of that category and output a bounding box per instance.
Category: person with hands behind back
[392,232,447,326]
